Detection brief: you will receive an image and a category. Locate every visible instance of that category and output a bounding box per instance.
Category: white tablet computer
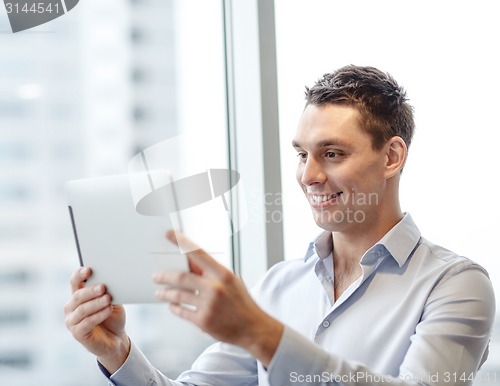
[65,170,187,304]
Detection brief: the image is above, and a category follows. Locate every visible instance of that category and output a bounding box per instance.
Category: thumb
[166,230,225,277]
[166,230,203,274]
[187,255,203,275]
[166,229,201,254]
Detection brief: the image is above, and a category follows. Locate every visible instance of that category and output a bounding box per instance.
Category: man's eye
[296,152,307,161]
[325,151,338,158]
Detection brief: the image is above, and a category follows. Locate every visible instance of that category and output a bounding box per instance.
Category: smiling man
[64,65,495,385]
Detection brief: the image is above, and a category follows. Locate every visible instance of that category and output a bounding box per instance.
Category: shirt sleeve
[266,267,495,386]
[100,340,258,386]
[102,342,185,386]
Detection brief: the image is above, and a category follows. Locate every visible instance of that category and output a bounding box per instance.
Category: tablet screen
[66,170,187,304]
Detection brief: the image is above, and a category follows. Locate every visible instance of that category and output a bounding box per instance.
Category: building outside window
[0,1,228,384]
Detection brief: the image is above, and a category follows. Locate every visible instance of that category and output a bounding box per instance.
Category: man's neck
[332,210,404,265]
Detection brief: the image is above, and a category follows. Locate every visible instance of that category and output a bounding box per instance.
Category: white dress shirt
[104,213,495,385]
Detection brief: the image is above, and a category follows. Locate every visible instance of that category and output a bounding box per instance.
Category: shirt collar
[304,231,332,261]
[304,213,421,267]
[373,213,421,267]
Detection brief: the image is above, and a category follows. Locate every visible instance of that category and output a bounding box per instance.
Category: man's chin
[315,221,347,233]
[312,208,367,232]
[313,212,345,232]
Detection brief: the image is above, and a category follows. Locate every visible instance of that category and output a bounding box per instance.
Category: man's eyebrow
[292,138,352,149]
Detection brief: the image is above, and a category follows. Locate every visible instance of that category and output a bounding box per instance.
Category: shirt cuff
[97,360,112,379]
[266,326,331,385]
[266,327,406,386]
[98,342,164,386]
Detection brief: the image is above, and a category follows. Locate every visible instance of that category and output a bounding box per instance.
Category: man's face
[293,104,388,233]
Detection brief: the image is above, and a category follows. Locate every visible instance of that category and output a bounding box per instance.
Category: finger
[166,229,203,252]
[70,267,92,293]
[153,270,207,293]
[155,287,200,307]
[166,231,226,276]
[187,256,203,275]
[70,305,113,341]
[64,283,106,315]
[66,290,112,328]
[186,251,226,277]
[169,302,198,322]
[165,231,203,274]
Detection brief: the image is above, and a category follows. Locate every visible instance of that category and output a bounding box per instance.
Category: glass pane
[275,0,500,382]
[0,0,228,384]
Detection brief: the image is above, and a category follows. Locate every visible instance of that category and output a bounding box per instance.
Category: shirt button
[322,320,330,328]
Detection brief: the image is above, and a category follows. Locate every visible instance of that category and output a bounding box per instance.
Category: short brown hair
[305,65,415,150]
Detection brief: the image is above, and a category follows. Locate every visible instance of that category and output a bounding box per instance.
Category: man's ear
[384,136,407,178]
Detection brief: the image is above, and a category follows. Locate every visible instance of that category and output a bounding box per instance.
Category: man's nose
[301,158,326,186]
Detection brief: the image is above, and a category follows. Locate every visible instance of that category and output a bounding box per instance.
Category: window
[0,1,231,384]
[274,0,500,383]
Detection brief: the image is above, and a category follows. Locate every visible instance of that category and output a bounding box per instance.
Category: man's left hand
[153,230,284,367]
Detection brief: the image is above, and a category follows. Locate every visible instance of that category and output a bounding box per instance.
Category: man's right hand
[64,267,130,374]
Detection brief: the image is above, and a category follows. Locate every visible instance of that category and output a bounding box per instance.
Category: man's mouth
[309,192,343,206]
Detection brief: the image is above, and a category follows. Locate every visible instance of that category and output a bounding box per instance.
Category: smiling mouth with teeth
[310,192,343,204]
